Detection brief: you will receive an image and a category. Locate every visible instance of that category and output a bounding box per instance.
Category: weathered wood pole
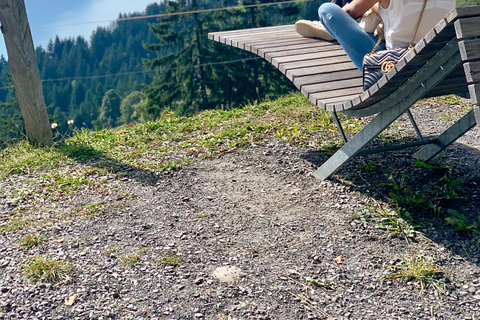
[0,0,53,146]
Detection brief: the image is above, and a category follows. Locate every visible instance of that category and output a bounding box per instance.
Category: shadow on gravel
[56,142,160,186]
[302,139,480,264]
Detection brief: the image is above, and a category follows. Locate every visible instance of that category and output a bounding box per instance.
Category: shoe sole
[295,21,334,41]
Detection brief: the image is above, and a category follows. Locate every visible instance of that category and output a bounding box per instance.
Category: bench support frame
[314,39,465,180]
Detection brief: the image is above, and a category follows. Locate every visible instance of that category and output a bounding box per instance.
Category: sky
[0,0,157,59]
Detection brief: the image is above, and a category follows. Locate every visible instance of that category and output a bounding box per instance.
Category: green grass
[118,253,142,267]
[0,217,36,232]
[22,256,75,282]
[159,254,182,266]
[0,94,362,181]
[18,233,46,248]
[387,254,447,295]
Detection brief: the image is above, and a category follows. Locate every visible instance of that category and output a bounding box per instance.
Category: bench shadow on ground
[56,142,160,186]
[301,138,480,263]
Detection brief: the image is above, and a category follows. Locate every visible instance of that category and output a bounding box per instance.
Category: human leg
[318,3,385,71]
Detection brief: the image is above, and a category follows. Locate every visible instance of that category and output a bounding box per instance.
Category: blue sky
[0,0,157,59]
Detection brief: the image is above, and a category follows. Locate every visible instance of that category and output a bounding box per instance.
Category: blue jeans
[318,3,385,72]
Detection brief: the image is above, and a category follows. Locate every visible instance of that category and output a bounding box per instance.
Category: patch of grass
[0,217,36,232]
[159,254,182,266]
[73,202,106,217]
[118,253,142,267]
[0,142,70,178]
[445,209,480,235]
[306,277,335,290]
[117,248,150,267]
[0,94,357,180]
[22,256,75,282]
[103,247,119,254]
[387,254,447,295]
[356,160,378,171]
[18,233,46,248]
[370,202,417,240]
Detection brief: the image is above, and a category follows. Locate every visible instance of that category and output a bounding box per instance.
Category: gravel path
[1,102,480,320]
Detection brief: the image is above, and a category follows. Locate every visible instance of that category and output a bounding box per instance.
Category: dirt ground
[1,101,480,319]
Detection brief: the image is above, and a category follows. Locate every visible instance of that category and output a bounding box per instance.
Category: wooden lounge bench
[208,6,480,180]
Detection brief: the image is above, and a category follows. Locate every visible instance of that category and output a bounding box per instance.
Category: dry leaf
[334,255,344,264]
[64,295,77,306]
[53,277,70,287]
[51,238,65,243]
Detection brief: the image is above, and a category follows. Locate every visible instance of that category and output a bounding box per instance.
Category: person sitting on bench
[295,0,455,71]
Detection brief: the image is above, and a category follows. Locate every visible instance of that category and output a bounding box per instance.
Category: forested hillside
[0,0,322,149]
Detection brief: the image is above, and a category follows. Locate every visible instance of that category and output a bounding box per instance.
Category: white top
[379,0,455,49]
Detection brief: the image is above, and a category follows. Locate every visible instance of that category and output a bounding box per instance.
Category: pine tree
[97,89,121,128]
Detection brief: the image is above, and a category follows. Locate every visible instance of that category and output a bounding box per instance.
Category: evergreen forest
[0,0,324,149]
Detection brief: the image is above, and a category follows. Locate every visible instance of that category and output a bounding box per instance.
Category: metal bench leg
[332,112,348,143]
[414,109,477,161]
[314,101,414,180]
[406,109,423,141]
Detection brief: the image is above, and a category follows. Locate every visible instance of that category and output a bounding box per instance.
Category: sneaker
[295,20,334,41]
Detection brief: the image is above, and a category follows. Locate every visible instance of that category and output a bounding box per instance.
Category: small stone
[469,286,477,293]
[212,266,245,283]
[195,278,204,285]
[194,313,204,318]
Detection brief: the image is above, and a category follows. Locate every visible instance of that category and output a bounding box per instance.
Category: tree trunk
[0,0,53,146]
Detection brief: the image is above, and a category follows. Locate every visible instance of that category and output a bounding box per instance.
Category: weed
[0,217,36,232]
[445,210,480,235]
[19,233,46,248]
[387,254,446,295]
[306,277,335,290]
[118,253,142,267]
[365,201,416,241]
[159,254,183,266]
[356,160,377,171]
[22,256,75,282]
[73,202,105,217]
[103,247,119,254]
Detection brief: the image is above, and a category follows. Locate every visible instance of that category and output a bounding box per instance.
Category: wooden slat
[323,94,361,111]
[279,53,348,73]
[288,61,362,81]
[254,41,333,56]
[301,78,363,97]
[446,5,480,22]
[309,87,364,107]
[263,45,344,63]
[207,25,293,40]
[455,16,480,39]
[463,61,480,84]
[245,38,320,54]
[271,50,347,68]
[469,84,480,104]
[458,39,480,61]
[294,69,360,90]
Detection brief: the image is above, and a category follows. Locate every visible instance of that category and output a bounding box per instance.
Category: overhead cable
[0,57,262,90]
[32,0,315,30]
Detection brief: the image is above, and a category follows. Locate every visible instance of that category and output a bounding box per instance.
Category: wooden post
[0,0,53,146]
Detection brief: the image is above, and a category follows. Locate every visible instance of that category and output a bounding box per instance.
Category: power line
[0,57,262,90]
[31,0,315,30]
